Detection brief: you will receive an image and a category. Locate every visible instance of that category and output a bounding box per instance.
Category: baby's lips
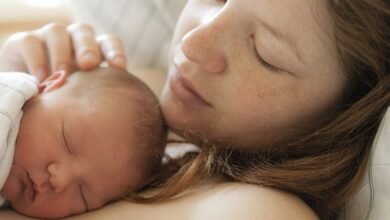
[24,186,34,203]
[23,173,35,203]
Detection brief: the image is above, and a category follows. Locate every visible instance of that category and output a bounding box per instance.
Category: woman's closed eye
[254,48,283,72]
[251,35,283,73]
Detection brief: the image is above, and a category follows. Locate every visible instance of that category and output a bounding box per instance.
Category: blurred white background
[0,0,70,44]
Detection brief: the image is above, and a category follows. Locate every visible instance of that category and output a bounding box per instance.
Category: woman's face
[161,0,347,148]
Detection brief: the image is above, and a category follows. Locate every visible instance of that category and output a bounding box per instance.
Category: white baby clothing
[0,72,38,206]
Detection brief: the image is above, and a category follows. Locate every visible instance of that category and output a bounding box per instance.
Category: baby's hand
[0,22,127,81]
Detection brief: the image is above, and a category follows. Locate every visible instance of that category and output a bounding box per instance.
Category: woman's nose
[46,161,74,193]
[180,18,228,74]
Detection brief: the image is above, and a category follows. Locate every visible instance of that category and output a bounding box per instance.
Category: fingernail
[81,51,98,62]
[112,55,127,67]
[107,52,126,67]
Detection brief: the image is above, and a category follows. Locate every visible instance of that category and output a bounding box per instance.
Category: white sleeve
[0,72,38,206]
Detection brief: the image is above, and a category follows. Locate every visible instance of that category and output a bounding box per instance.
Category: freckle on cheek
[242,84,281,100]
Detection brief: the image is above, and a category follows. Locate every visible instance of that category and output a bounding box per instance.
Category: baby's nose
[47,162,74,193]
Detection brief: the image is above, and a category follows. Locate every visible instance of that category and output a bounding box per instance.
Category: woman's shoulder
[60,182,319,220]
[191,182,319,220]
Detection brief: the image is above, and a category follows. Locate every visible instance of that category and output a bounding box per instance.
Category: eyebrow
[256,17,304,65]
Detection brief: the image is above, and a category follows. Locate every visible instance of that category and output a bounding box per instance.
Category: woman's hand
[0,23,127,81]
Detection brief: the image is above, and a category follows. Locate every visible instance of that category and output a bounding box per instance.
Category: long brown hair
[131,1,390,219]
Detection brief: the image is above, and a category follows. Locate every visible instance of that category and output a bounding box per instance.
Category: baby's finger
[38,23,73,74]
[67,23,101,70]
[18,33,50,81]
[97,34,127,69]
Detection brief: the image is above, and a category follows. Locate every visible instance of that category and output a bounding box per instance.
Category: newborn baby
[0,67,166,218]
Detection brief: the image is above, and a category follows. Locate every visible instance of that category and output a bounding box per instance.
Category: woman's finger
[97,34,127,69]
[36,23,73,75]
[67,23,102,70]
[18,33,50,81]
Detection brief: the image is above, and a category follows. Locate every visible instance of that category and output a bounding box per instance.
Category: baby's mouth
[23,172,35,203]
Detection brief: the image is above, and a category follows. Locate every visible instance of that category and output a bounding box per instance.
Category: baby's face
[0,74,145,218]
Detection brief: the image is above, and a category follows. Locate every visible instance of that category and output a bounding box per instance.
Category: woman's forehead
[183,0,337,73]
[243,0,332,42]
[255,0,336,69]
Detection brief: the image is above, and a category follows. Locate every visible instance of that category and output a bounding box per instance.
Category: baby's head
[0,67,166,218]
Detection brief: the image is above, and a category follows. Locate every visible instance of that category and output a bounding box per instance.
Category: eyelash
[254,50,282,72]
[79,184,89,211]
[61,121,72,154]
[210,1,280,72]
[251,35,283,73]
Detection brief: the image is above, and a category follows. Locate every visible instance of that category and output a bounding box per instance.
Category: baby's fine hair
[71,67,167,190]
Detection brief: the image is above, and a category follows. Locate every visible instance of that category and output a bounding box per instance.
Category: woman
[0,0,388,219]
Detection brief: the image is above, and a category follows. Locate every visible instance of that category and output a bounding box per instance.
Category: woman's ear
[38,70,67,93]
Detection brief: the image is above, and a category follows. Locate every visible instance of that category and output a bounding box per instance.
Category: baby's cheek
[1,175,22,202]
[12,191,85,218]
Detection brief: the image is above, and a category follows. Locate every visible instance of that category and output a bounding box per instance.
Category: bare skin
[1,180,318,220]
[0,0,345,219]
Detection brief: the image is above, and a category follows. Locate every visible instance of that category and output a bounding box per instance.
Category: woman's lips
[169,69,213,108]
[23,172,35,203]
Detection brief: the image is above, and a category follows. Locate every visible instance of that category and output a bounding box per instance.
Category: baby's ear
[39,70,67,94]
